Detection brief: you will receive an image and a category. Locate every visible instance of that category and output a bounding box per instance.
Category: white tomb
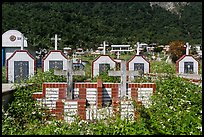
[2,30,29,66]
[92,55,117,77]
[127,42,150,80]
[42,50,68,72]
[6,50,36,83]
[176,43,199,74]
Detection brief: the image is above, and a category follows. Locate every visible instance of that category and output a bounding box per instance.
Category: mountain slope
[2,2,202,50]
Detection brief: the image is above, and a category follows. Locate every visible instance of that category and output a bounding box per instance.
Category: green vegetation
[2,2,202,51]
[2,66,7,83]
[150,60,176,74]
[2,69,202,135]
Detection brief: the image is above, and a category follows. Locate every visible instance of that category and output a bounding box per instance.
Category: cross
[184,42,191,55]
[21,34,27,50]
[103,41,109,55]
[51,34,61,50]
[54,59,85,100]
[136,42,140,55]
[108,60,141,98]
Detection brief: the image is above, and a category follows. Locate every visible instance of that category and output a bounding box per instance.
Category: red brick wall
[97,79,103,108]
[33,82,156,122]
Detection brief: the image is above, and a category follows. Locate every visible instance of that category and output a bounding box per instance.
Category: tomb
[2,30,35,66]
[127,42,150,81]
[42,50,68,72]
[33,79,156,123]
[92,55,117,77]
[33,55,156,123]
[176,43,200,74]
[6,50,36,83]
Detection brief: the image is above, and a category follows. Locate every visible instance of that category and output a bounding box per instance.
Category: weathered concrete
[2,84,16,110]
[2,83,33,110]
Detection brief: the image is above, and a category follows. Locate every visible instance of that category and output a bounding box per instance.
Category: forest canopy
[2,2,202,51]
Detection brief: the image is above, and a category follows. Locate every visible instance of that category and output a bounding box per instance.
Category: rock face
[149,2,189,14]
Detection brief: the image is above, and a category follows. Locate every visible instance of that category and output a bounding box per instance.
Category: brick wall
[33,80,156,122]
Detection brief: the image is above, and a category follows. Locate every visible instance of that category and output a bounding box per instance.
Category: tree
[168,40,186,63]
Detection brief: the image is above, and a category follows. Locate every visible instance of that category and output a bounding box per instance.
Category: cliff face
[149,2,189,15]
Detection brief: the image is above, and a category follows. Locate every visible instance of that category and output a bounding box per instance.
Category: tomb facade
[6,50,36,83]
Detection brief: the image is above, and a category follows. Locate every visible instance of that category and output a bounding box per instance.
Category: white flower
[197,126,202,132]
[169,106,173,110]
[200,110,202,114]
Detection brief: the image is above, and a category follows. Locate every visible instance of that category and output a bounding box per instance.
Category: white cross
[51,34,61,50]
[108,60,140,98]
[21,34,27,50]
[136,42,140,55]
[54,59,85,99]
[103,41,109,55]
[184,42,191,55]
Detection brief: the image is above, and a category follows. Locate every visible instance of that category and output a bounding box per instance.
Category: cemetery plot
[127,54,150,81]
[42,50,67,72]
[7,50,36,83]
[92,55,117,77]
[176,55,199,74]
[176,42,200,75]
[54,59,85,99]
[108,60,140,98]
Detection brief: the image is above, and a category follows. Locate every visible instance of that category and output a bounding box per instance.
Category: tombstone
[127,43,150,81]
[108,60,140,98]
[176,43,200,74]
[2,30,35,66]
[54,59,85,99]
[6,50,36,83]
[51,34,61,50]
[42,50,68,72]
[103,41,109,55]
[92,55,117,77]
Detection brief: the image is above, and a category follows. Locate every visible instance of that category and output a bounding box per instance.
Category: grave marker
[54,59,85,99]
[42,50,68,72]
[108,60,140,98]
[136,42,140,55]
[103,41,109,55]
[92,55,117,77]
[176,42,200,74]
[7,50,36,83]
[184,42,191,55]
[51,34,61,50]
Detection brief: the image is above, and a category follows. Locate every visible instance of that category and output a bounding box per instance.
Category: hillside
[2,2,202,50]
